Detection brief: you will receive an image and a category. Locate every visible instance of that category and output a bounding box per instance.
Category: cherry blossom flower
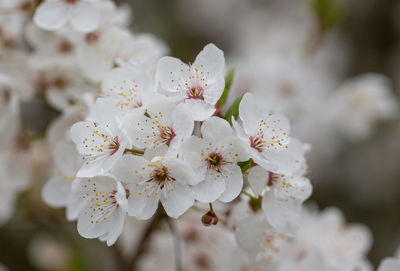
[101,64,153,111]
[156,43,225,121]
[72,176,128,246]
[111,152,200,219]
[332,73,398,141]
[42,140,87,221]
[233,92,306,173]
[181,117,247,203]
[125,99,194,155]
[247,164,312,236]
[33,0,100,33]
[70,98,130,177]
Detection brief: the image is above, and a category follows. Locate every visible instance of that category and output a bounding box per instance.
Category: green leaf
[310,0,345,32]
[224,94,243,125]
[217,68,235,109]
[237,158,253,173]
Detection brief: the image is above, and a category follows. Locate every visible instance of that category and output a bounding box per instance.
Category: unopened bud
[249,196,262,212]
[201,211,218,226]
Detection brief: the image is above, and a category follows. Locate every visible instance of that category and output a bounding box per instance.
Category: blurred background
[2,0,400,270]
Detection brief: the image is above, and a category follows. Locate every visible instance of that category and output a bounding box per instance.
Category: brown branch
[129,207,166,271]
[167,218,183,271]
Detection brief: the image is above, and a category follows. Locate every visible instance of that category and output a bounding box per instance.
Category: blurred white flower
[333,73,398,141]
[42,140,87,221]
[247,164,312,236]
[33,0,100,33]
[233,93,304,174]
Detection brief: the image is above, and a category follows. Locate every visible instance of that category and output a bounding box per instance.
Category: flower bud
[201,211,218,226]
[248,196,262,212]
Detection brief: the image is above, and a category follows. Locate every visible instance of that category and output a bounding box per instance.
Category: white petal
[235,212,265,253]
[192,174,225,203]
[53,140,81,176]
[72,176,117,198]
[77,207,110,239]
[156,56,191,94]
[183,99,215,121]
[125,183,159,219]
[247,166,269,196]
[239,93,262,135]
[192,43,225,81]
[218,165,243,202]
[91,98,122,129]
[160,183,194,218]
[262,190,301,236]
[180,136,208,169]
[259,113,291,151]
[75,158,107,178]
[202,73,225,105]
[269,138,308,174]
[105,208,126,246]
[164,158,201,186]
[101,65,152,110]
[171,103,194,141]
[274,175,312,202]
[201,116,233,143]
[66,194,87,221]
[68,1,100,33]
[41,175,71,208]
[111,155,150,185]
[33,1,68,31]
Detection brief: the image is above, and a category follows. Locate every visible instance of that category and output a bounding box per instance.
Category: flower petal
[192,174,225,203]
[160,183,194,218]
[218,165,243,202]
[156,56,191,94]
[201,116,233,143]
[68,1,100,33]
[42,175,71,208]
[247,166,269,197]
[33,1,68,31]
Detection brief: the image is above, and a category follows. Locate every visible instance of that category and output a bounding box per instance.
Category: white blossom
[70,98,130,177]
[111,151,200,219]
[33,0,100,33]
[233,92,306,174]
[125,98,194,155]
[156,43,225,121]
[181,117,247,203]
[72,176,128,246]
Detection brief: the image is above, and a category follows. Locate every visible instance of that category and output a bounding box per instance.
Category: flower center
[148,166,175,189]
[85,32,100,44]
[108,136,120,155]
[250,136,265,152]
[159,126,175,145]
[267,172,278,186]
[205,152,225,172]
[186,86,204,100]
[53,76,69,90]
[59,40,74,54]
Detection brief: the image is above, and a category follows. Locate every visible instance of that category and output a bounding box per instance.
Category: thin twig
[167,218,183,271]
[130,208,166,271]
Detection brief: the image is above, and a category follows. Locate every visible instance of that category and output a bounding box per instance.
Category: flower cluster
[62,40,312,246]
[1,1,399,270]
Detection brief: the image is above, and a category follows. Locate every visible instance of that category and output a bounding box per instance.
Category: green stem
[209,203,215,215]
[125,148,144,155]
[241,190,255,199]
